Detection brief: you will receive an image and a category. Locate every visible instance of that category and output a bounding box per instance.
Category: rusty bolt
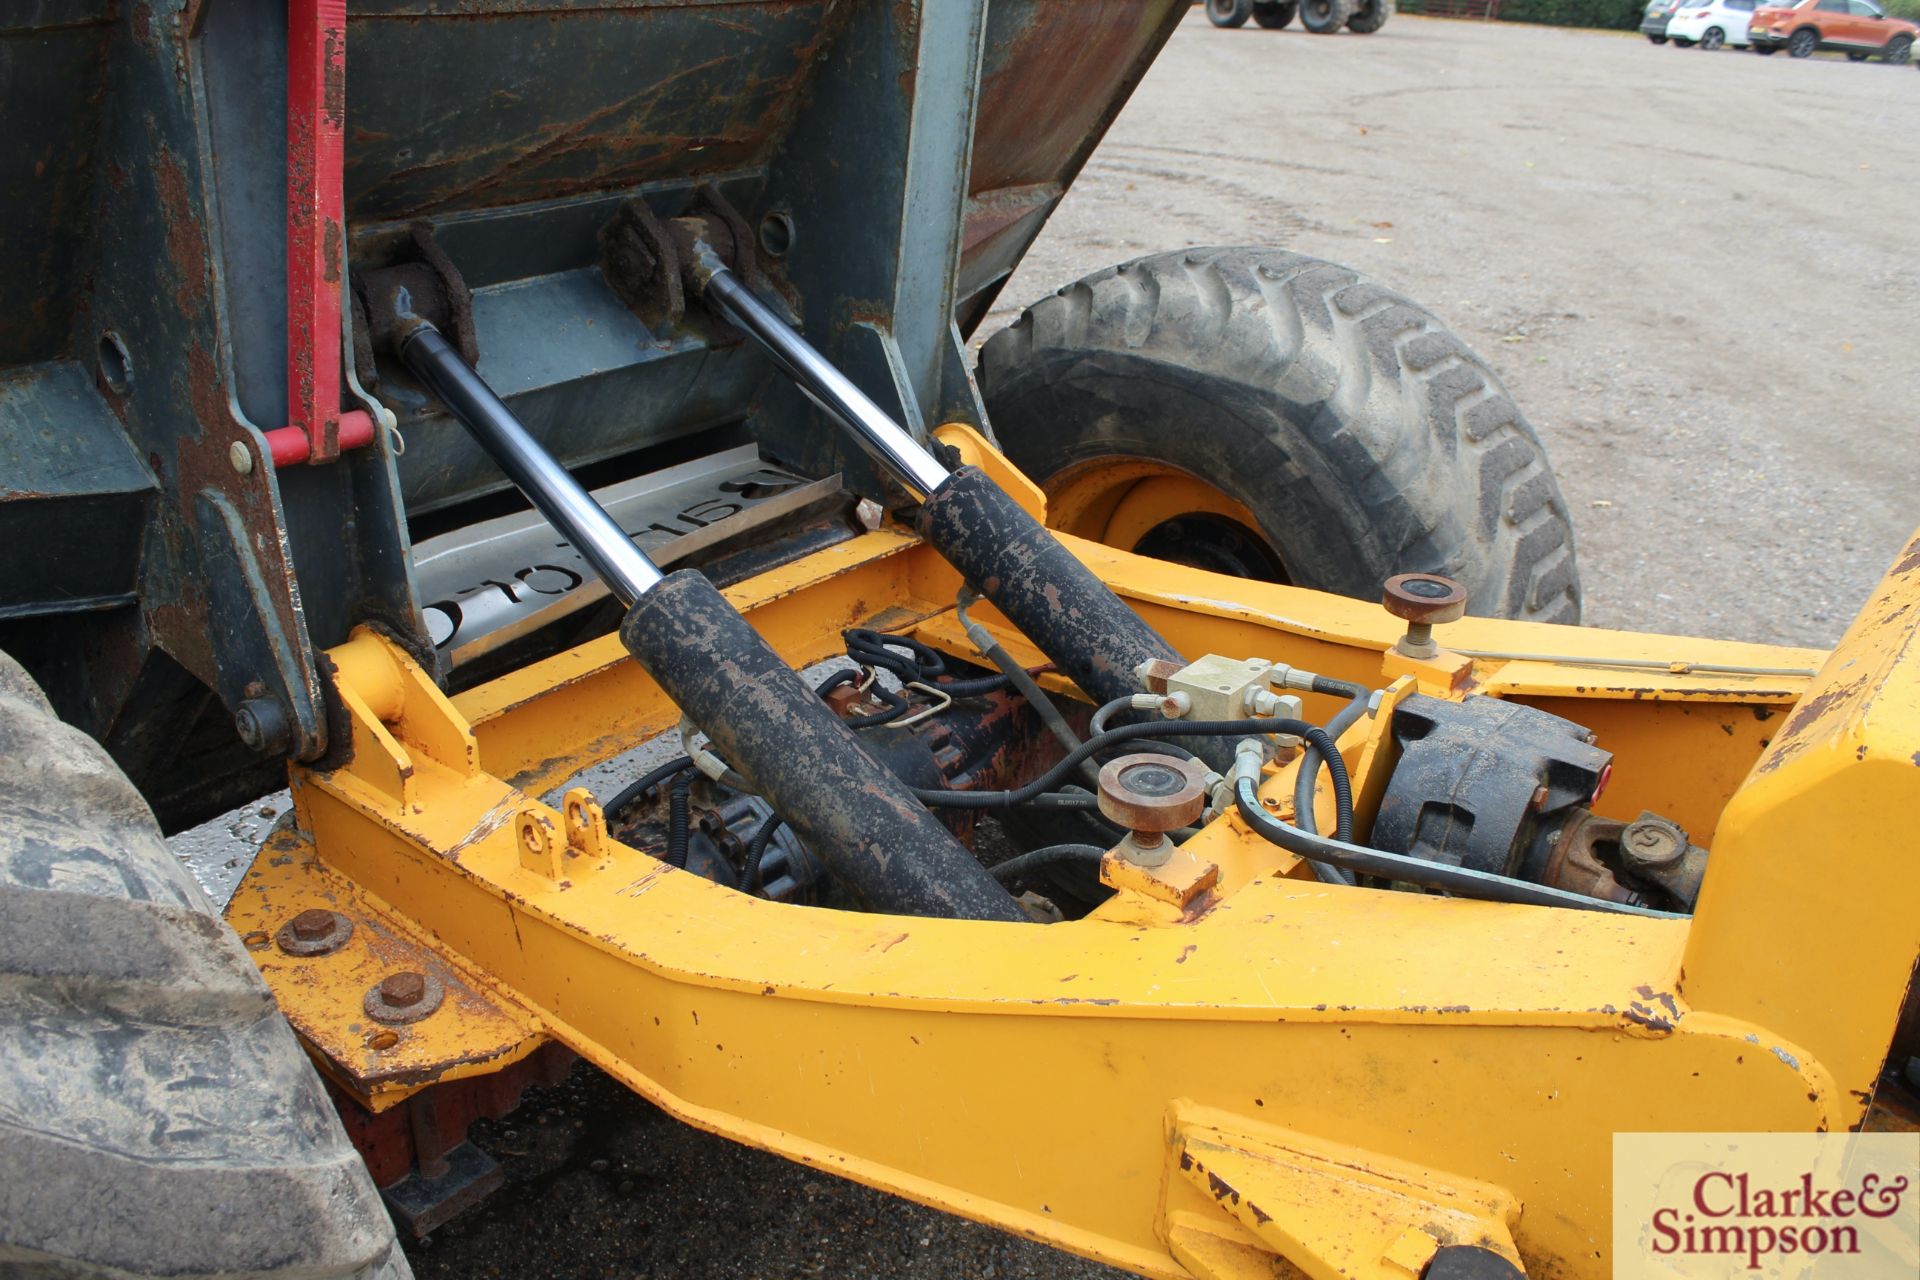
[365,970,444,1025]
[291,908,334,941]
[1382,573,1468,659]
[380,971,428,1008]
[276,908,352,956]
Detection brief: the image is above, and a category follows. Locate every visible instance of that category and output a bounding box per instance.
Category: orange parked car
[1748,0,1917,59]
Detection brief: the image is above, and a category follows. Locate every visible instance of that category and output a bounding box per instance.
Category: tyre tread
[979,247,1581,622]
[0,651,409,1280]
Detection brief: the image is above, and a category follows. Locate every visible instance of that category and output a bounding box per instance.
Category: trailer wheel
[0,650,409,1279]
[1347,0,1394,32]
[1299,0,1355,34]
[977,248,1582,623]
[1253,1,1298,28]
[1206,0,1254,27]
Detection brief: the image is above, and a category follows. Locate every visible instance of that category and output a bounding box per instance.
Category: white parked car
[1666,0,1761,47]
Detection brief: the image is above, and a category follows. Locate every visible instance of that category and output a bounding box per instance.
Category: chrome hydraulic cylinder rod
[701,267,953,498]
[400,325,666,607]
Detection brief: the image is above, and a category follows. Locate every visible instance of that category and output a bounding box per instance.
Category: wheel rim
[1790,31,1815,55]
[1702,28,1722,48]
[1304,0,1329,19]
[1041,458,1289,583]
[1209,0,1233,16]
[1891,39,1912,63]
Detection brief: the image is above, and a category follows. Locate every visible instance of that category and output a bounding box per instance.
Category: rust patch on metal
[322,219,343,284]
[1756,674,1869,774]
[153,149,210,315]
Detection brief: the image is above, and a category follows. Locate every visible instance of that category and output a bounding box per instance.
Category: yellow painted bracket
[932,420,1046,521]
[1165,1105,1520,1280]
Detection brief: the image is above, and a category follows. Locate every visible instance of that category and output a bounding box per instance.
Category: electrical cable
[1231,776,1682,917]
[665,770,693,870]
[743,814,784,897]
[604,755,695,821]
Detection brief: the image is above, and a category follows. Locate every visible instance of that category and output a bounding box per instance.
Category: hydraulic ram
[696,265,1214,759]
[399,325,1025,923]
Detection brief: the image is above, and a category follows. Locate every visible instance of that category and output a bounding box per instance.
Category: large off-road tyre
[1299,0,1355,34]
[1207,0,1254,27]
[1253,1,1298,29]
[977,248,1582,623]
[0,651,409,1279]
[1347,0,1394,33]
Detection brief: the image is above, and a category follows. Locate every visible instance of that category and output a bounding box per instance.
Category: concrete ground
[980,14,1919,650]
[181,12,1920,1279]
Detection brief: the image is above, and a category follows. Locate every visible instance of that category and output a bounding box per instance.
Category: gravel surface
[174,13,1918,1279]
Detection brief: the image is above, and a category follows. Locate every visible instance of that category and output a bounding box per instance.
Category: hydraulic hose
[909,714,1324,811]
[989,844,1107,885]
[955,588,1094,783]
[1294,686,1371,886]
[1231,777,1683,917]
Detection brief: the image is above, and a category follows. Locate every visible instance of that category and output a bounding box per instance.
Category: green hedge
[1884,0,1920,20]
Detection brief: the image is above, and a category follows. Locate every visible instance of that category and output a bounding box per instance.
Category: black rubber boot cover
[917,466,1230,770]
[621,570,1026,922]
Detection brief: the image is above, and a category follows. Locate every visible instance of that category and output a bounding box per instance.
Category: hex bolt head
[380,971,428,1008]
[275,908,353,956]
[364,969,445,1024]
[290,908,336,941]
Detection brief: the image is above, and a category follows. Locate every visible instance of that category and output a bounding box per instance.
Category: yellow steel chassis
[229,462,1920,1279]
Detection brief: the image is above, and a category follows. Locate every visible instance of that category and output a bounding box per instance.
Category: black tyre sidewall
[1348,0,1393,33]
[1300,0,1353,34]
[1208,0,1254,27]
[1253,0,1299,29]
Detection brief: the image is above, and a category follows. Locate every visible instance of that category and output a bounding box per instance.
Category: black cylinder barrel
[917,467,1231,771]
[621,570,1029,923]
